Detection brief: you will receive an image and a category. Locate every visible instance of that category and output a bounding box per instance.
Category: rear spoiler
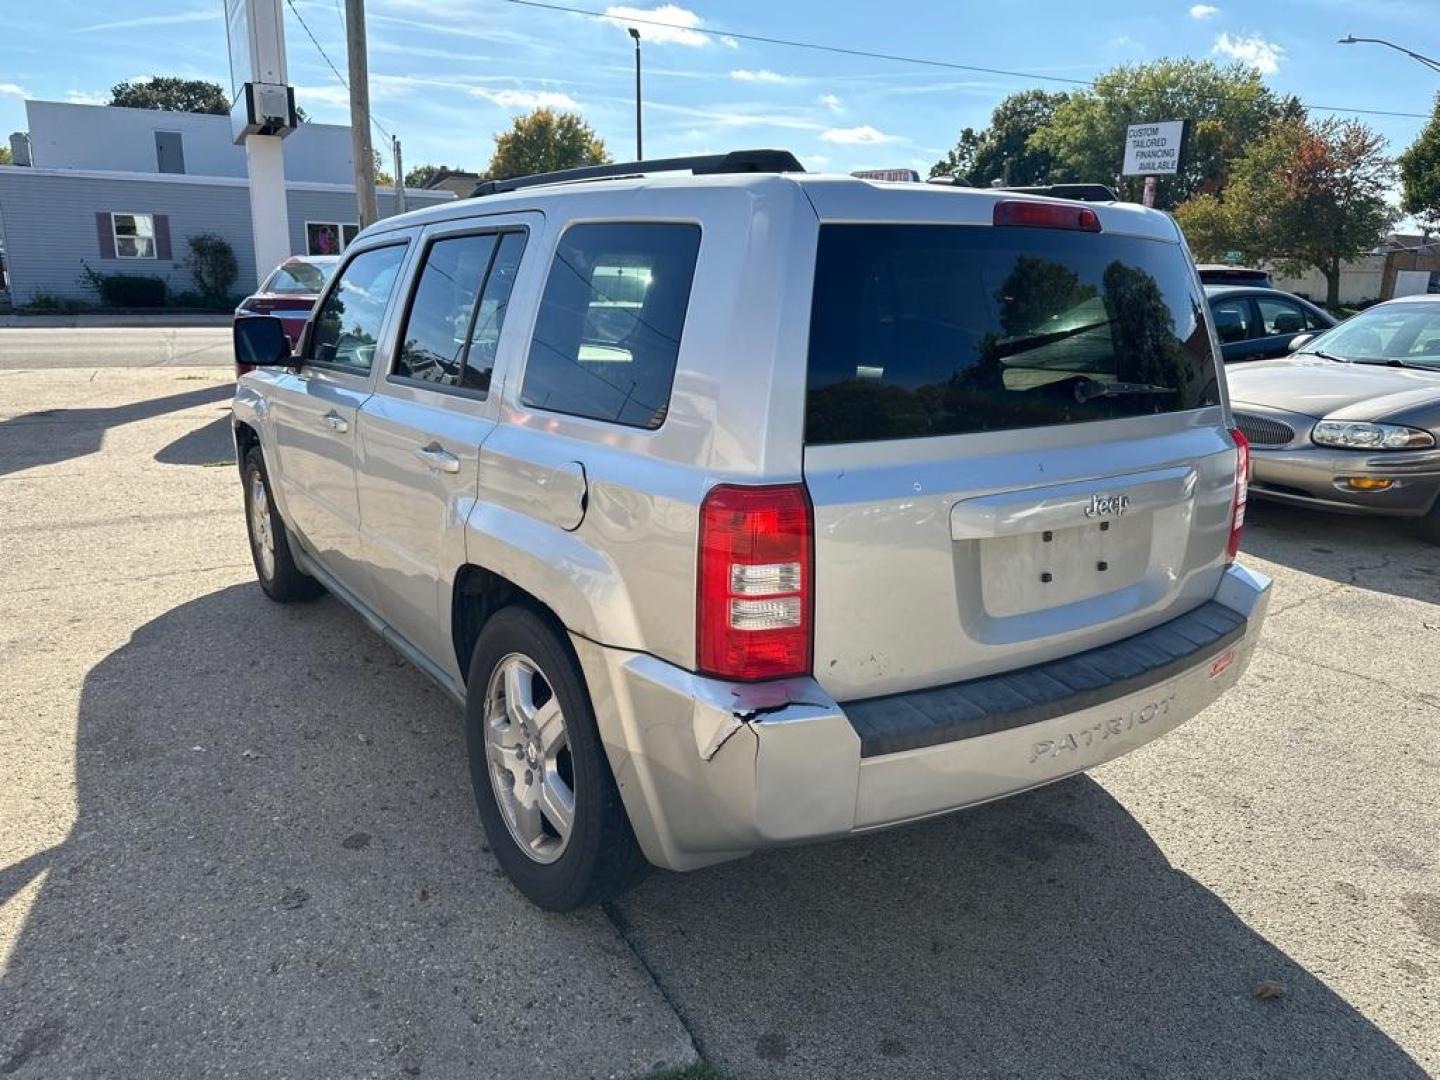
[927,177,1118,203]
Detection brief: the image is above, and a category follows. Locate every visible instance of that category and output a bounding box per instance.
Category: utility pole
[628,27,643,160]
[344,0,378,227]
[392,135,407,215]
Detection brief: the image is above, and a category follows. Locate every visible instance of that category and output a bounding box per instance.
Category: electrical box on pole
[225,0,297,288]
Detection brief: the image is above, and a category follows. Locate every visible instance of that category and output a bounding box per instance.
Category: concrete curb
[0,312,232,328]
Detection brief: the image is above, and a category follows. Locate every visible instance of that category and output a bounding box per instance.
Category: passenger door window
[465,231,526,395]
[392,229,528,395]
[1210,297,1258,344]
[1255,296,1309,337]
[309,244,407,374]
[394,234,498,389]
[521,222,702,429]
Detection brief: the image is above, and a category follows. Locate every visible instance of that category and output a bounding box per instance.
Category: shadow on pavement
[1243,501,1440,606]
[0,384,232,476]
[0,584,690,1079]
[154,414,236,466]
[613,779,1427,1079]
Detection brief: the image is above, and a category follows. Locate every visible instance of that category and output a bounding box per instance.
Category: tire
[465,606,649,911]
[241,445,323,603]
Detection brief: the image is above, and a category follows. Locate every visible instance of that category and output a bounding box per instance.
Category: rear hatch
[800,193,1239,702]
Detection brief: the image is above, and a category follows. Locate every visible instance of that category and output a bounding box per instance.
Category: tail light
[697,483,813,681]
[1227,427,1250,562]
[993,200,1101,232]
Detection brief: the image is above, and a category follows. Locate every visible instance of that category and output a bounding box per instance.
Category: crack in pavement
[1262,642,1440,716]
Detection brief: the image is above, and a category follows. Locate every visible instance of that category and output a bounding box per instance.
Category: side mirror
[234,315,293,368]
[1286,333,1314,354]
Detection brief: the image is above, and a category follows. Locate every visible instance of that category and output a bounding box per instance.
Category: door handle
[321,410,349,433]
[413,444,461,474]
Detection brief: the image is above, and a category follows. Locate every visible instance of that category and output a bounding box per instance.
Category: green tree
[1398,93,1440,233]
[371,150,394,187]
[109,77,229,115]
[931,90,1070,187]
[1030,59,1287,208]
[487,109,608,182]
[183,234,239,306]
[0,145,10,166]
[1175,117,1396,308]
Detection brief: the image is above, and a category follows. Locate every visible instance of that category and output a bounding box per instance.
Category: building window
[306,222,361,257]
[112,213,157,259]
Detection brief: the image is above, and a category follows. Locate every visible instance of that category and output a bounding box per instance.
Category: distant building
[421,168,483,197]
[0,100,454,304]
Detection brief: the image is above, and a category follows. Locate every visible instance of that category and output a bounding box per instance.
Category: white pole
[1142,175,1158,208]
[244,133,291,287]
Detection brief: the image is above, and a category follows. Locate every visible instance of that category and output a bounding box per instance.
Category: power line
[499,0,1431,121]
[283,0,392,139]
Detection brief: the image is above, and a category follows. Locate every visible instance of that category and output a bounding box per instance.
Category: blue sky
[1,0,1436,177]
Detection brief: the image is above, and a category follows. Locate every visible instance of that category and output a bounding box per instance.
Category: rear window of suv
[804,223,1220,444]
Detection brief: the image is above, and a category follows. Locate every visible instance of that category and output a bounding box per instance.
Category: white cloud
[805,153,830,169]
[604,4,709,46]
[820,125,900,145]
[293,84,353,109]
[1189,4,1220,18]
[64,89,109,106]
[72,9,219,32]
[1213,31,1284,74]
[819,93,843,112]
[0,83,27,98]
[719,35,739,48]
[474,88,580,110]
[730,69,790,83]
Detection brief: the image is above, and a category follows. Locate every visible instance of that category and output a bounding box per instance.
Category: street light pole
[628,26,643,161]
[1338,34,1440,75]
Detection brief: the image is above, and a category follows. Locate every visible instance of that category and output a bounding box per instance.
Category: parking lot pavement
[2,362,1438,1079]
[0,368,696,1079]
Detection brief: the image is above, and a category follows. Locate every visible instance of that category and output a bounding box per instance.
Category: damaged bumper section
[570,563,1271,872]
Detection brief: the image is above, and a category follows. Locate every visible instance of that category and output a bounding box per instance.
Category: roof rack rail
[993,183,1119,203]
[470,148,805,197]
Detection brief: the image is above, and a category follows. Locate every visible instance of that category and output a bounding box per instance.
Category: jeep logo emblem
[1084,493,1130,519]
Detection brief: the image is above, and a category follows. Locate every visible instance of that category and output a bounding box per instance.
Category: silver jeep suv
[232,151,1270,910]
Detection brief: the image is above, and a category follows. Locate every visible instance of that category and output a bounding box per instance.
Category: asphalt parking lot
[1,340,1438,1079]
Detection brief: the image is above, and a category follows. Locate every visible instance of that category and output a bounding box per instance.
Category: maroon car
[234,255,339,372]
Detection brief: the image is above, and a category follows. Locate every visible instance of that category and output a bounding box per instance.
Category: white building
[0,100,452,305]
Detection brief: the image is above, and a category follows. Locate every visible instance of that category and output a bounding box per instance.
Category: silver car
[1227,294,1440,541]
[231,153,1269,910]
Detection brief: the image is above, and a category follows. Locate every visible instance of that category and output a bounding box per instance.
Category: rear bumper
[574,562,1272,872]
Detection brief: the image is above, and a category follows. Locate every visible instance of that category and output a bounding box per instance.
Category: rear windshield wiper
[1073,378,1178,403]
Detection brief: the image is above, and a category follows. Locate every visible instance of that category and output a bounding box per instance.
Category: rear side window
[310,244,407,374]
[521,222,701,429]
[1255,296,1310,336]
[393,230,527,395]
[1211,297,1257,343]
[267,261,330,294]
[805,224,1220,445]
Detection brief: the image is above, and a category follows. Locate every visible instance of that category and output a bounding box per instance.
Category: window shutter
[154,215,172,260]
[96,213,116,259]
